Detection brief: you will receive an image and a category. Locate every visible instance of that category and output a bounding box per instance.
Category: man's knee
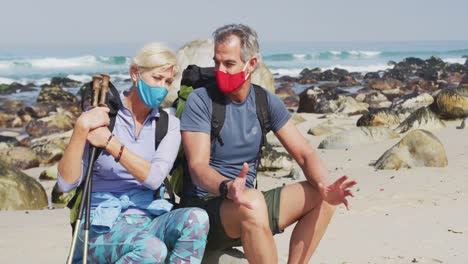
[238,189,270,230]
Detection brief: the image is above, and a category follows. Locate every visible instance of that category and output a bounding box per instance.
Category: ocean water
[0,41,467,103]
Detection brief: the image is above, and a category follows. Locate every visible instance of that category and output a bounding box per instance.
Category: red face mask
[215,61,250,94]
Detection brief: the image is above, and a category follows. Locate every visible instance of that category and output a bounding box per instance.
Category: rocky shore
[1,45,468,262]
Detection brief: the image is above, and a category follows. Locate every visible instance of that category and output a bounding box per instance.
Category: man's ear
[248,56,258,74]
[129,65,139,83]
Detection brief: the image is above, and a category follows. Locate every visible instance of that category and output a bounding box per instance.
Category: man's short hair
[213,24,261,63]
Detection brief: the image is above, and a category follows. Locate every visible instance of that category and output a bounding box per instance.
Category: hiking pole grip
[99,74,110,106]
[92,75,103,108]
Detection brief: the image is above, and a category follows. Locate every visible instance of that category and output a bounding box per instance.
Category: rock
[168,39,275,107]
[403,79,439,93]
[357,109,409,128]
[297,87,322,113]
[445,63,465,73]
[381,88,403,101]
[364,72,380,80]
[0,99,24,114]
[0,135,20,150]
[391,92,434,112]
[308,119,350,136]
[299,67,321,84]
[275,82,296,99]
[433,86,468,119]
[363,91,392,110]
[0,159,48,210]
[203,248,247,264]
[39,164,58,180]
[0,82,36,95]
[282,96,300,110]
[366,78,403,91]
[25,111,75,138]
[335,96,369,116]
[318,127,399,149]
[374,129,447,169]
[395,107,446,133]
[51,182,75,206]
[50,77,82,88]
[37,86,78,104]
[259,143,294,171]
[291,113,306,125]
[0,146,40,170]
[29,130,72,164]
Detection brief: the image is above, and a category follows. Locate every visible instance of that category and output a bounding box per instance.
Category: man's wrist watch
[219,179,231,199]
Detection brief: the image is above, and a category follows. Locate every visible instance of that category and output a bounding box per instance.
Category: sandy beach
[1,113,467,264]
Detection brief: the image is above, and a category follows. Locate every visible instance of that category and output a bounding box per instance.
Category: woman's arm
[57,107,110,192]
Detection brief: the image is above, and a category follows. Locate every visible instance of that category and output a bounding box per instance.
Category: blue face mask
[136,77,168,108]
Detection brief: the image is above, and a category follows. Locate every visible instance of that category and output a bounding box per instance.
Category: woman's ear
[130,65,139,83]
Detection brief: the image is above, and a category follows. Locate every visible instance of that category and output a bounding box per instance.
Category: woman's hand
[87,126,112,148]
[77,106,110,132]
[318,175,357,210]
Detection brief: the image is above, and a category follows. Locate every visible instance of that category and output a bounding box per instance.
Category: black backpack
[67,80,173,231]
[170,65,272,196]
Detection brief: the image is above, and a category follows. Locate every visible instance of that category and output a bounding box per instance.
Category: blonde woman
[58,42,209,263]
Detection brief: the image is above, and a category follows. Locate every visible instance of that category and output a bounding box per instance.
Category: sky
[1,0,468,51]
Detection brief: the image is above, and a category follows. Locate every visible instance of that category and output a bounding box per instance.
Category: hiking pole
[82,74,110,264]
[66,75,103,264]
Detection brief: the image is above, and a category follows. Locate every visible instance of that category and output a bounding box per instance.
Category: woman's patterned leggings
[72,207,209,264]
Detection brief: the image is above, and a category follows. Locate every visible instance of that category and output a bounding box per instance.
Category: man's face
[213,35,247,75]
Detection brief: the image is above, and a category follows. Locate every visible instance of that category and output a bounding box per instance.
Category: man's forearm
[300,149,331,188]
[189,163,230,195]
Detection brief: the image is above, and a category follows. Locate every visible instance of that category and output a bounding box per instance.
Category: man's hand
[318,175,357,210]
[226,163,254,209]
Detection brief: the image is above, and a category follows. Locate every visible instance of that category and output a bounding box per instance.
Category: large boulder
[259,143,294,171]
[366,78,403,91]
[363,91,392,109]
[49,77,82,88]
[391,92,434,113]
[0,146,40,170]
[39,164,58,180]
[374,129,447,169]
[395,107,445,133]
[0,159,48,210]
[165,39,275,107]
[357,109,409,128]
[0,135,20,150]
[308,119,352,136]
[29,130,72,164]
[318,127,399,149]
[297,87,343,114]
[0,82,36,95]
[434,86,468,119]
[51,182,75,206]
[25,111,75,138]
[37,86,78,104]
[335,96,369,116]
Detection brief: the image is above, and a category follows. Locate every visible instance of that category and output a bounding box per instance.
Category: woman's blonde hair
[132,42,178,76]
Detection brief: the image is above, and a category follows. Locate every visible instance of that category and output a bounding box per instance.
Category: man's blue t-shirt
[180,84,291,198]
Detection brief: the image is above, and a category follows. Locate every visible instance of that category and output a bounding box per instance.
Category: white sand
[1,114,467,263]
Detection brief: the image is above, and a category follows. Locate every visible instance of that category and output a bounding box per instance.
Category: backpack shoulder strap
[153,109,176,204]
[252,84,271,141]
[155,109,169,150]
[206,84,226,146]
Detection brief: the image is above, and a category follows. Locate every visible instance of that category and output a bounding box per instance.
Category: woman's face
[132,65,175,91]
